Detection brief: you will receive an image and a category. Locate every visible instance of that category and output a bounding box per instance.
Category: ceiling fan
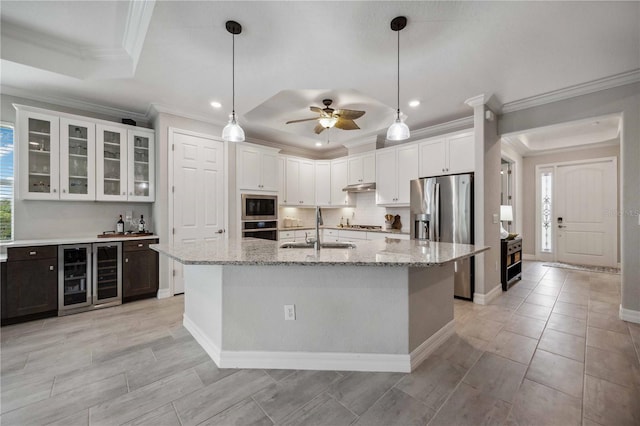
[285,99,365,134]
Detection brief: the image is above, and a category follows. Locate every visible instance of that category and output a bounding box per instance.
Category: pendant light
[221,20,245,142]
[386,16,410,141]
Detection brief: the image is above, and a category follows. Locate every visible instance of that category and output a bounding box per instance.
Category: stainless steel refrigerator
[410,174,474,299]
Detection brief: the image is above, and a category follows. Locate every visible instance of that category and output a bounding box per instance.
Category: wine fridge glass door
[93,242,122,305]
[58,244,92,311]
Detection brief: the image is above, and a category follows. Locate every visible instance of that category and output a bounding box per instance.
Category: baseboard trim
[473,284,502,305]
[619,305,640,324]
[218,349,411,373]
[156,288,171,299]
[183,314,221,365]
[409,320,455,370]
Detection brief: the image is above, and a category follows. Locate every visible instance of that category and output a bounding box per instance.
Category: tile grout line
[250,394,277,425]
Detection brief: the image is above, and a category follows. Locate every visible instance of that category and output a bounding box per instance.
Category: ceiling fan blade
[336,109,365,120]
[314,123,326,134]
[334,119,360,131]
[286,117,319,124]
[310,106,323,113]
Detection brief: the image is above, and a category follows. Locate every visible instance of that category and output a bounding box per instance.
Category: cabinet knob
[53,188,57,193]
[125,258,129,263]
[49,265,54,271]
[129,192,133,195]
[29,251,37,256]
[137,243,143,247]
[62,189,67,193]
[122,192,126,195]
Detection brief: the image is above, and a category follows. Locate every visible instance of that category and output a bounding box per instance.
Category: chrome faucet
[315,205,321,251]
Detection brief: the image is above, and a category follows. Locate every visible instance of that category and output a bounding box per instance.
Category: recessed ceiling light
[408,100,420,108]
[315,142,322,147]
[210,101,222,108]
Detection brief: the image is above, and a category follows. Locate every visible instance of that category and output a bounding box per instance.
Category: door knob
[558,225,566,228]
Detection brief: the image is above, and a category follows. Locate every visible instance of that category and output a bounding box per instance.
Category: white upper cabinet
[96,124,128,201]
[18,109,60,200]
[447,132,475,174]
[283,157,315,206]
[60,117,95,201]
[16,105,155,203]
[237,143,280,191]
[376,144,418,206]
[315,161,331,206]
[418,130,474,177]
[348,152,376,185]
[127,129,155,202]
[330,158,353,207]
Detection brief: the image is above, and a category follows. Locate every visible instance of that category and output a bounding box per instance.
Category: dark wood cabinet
[501,238,523,291]
[122,239,158,302]
[3,245,58,324]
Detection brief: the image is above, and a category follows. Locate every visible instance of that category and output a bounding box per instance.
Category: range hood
[342,182,376,192]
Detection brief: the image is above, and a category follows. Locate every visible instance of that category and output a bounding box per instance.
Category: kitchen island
[152,238,488,373]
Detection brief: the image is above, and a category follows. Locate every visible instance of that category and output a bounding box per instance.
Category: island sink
[279,241,357,249]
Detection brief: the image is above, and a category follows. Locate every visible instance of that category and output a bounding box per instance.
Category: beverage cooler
[58,242,122,315]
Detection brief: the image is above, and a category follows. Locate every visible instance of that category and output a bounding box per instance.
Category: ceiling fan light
[222,114,245,142]
[318,116,338,128]
[387,117,410,141]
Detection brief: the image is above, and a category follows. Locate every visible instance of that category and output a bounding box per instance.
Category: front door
[555,159,617,267]
[172,130,225,294]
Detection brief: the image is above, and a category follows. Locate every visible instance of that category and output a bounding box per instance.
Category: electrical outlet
[493,213,499,224]
[125,210,133,222]
[284,304,296,321]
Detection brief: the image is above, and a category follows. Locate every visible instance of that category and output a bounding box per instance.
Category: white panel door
[237,145,261,190]
[96,124,128,201]
[299,160,315,205]
[284,158,300,205]
[348,156,363,185]
[556,160,616,267]
[173,132,225,294]
[60,118,95,200]
[261,152,279,191]
[330,158,351,206]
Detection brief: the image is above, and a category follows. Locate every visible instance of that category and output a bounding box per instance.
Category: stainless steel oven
[241,194,277,221]
[242,220,278,240]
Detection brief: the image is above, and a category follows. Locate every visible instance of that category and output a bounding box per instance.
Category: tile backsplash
[278,192,409,232]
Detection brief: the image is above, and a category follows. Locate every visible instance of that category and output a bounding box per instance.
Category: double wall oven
[241,194,278,240]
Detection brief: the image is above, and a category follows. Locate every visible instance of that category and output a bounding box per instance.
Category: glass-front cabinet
[96,124,128,201]
[18,110,60,200]
[128,130,155,202]
[60,118,95,200]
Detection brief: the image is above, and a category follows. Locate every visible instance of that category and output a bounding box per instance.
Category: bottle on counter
[117,215,125,234]
[138,215,145,233]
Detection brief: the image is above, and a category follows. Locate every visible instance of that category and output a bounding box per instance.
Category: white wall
[501,144,523,236]
[2,94,153,240]
[499,82,640,318]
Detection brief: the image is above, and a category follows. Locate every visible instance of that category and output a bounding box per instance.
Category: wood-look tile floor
[2,262,639,425]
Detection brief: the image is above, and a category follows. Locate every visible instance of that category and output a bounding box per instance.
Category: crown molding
[501,69,640,114]
[408,116,474,141]
[147,103,223,126]
[123,0,156,69]
[0,85,149,123]
[340,134,378,148]
[464,94,488,108]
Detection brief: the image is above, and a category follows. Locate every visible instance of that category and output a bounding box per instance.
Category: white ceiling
[502,114,621,156]
[1,1,639,154]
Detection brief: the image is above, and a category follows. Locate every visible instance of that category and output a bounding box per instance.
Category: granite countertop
[151,238,488,267]
[1,234,159,249]
[279,226,409,235]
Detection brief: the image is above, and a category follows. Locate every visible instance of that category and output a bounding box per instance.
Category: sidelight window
[540,170,553,252]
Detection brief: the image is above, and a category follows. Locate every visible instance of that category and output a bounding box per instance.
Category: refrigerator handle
[434,183,440,242]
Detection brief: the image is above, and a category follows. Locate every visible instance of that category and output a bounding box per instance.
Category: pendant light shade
[387,117,410,141]
[222,113,245,142]
[387,16,410,141]
[318,116,338,129]
[222,20,245,142]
